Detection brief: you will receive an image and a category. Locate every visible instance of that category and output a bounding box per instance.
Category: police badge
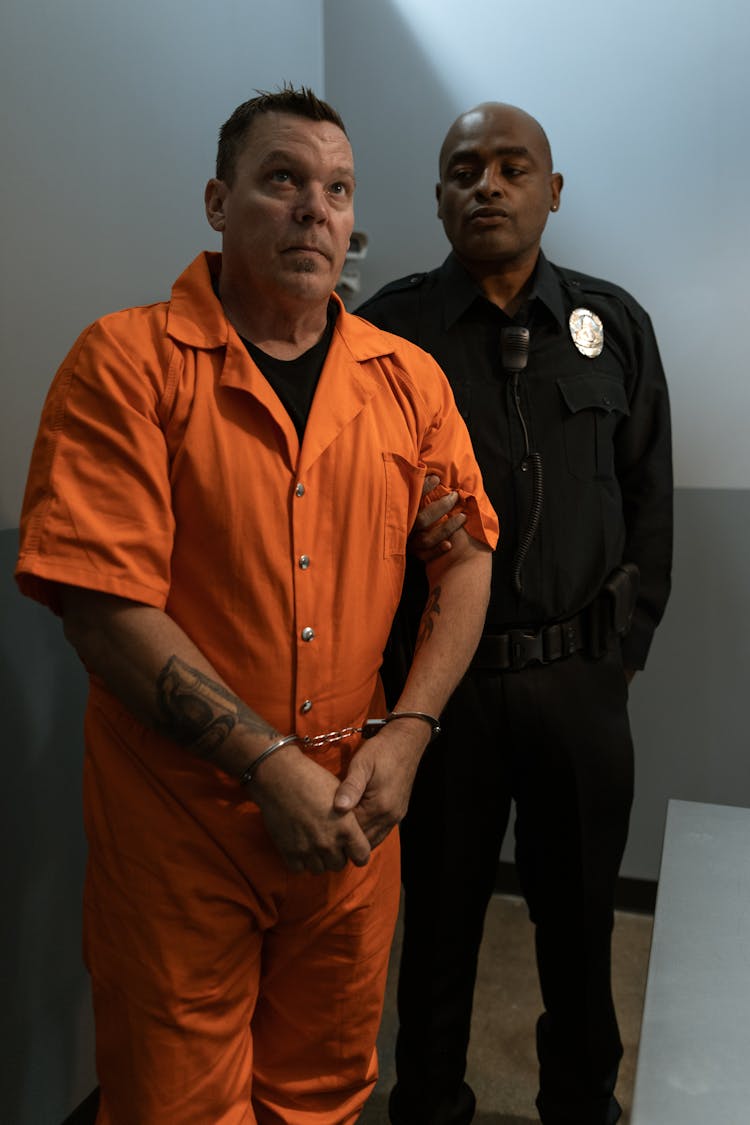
[569,308,604,358]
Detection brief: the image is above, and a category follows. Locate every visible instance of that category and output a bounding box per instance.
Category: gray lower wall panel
[623,486,750,879]
[1,528,94,1123]
[3,485,749,1118]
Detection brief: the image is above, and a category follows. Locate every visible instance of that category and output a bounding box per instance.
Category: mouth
[283,245,330,261]
[468,207,510,226]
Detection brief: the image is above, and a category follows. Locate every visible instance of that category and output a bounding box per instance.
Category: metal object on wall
[336,230,369,308]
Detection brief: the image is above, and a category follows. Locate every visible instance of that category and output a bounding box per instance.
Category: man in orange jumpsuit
[15,87,498,1125]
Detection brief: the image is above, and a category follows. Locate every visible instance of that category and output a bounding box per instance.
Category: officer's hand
[409,475,467,562]
[333,721,428,848]
[248,746,371,874]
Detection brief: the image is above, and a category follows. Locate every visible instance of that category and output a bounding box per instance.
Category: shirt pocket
[382,452,425,558]
[557,372,630,480]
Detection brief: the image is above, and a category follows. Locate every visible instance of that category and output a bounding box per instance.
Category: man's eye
[270,169,292,183]
[504,166,525,178]
[329,182,347,195]
[451,168,475,183]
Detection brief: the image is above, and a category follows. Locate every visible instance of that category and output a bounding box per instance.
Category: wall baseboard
[494,860,657,915]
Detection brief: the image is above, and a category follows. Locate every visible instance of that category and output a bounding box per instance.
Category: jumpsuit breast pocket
[557,372,630,480]
[382,452,425,558]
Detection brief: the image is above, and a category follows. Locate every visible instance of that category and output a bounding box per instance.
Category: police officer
[356,102,672,1125]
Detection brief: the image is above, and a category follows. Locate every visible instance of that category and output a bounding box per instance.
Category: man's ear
[205,178,228,232]
[436,182,442,220]
[550,172,563,213]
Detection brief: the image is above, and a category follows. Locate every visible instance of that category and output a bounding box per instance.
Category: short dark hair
[216,84,348,184]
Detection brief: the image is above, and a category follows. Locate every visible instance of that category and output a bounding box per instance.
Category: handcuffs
[240,710,441,786]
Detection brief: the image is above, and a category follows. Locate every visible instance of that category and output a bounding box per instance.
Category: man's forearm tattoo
[416,585,442,651]
[156,655,276,759]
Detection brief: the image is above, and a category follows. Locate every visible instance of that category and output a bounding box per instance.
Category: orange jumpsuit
[16,252,498,1125]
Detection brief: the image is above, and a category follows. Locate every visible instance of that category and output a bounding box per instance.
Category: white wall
[0,0,325,530]
[325,0,750,491]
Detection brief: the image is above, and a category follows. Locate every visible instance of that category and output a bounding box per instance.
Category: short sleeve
[16,313,176,612]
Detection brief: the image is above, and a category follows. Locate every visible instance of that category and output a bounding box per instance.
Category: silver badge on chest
[569,308,604,358]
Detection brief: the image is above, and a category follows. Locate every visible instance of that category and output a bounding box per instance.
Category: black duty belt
[471,614,589,673]
[470,565,640,673]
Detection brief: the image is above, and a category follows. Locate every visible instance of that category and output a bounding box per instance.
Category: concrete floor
[360,894,653,1125]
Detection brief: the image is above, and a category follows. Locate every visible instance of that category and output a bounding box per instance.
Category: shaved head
[439,103,554,178]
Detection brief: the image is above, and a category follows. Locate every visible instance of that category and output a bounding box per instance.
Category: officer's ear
[205,179,228,233]
[550,172,563,214]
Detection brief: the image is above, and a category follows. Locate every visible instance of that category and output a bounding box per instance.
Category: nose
[294,181,329,224]
[476,163,503,199]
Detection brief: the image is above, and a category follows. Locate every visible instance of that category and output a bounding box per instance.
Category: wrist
[240,733,300,786]
[365,710,440,743]
[387,710,441,740]
[362,711,440,761]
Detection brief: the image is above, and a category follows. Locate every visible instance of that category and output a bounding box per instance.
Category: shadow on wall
[0,530,94,1124]
[323,0,459,301]
[323,0,577,303]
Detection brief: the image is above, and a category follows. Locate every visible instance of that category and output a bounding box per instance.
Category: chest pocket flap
[557,371,630,480]
[557,372,630,418]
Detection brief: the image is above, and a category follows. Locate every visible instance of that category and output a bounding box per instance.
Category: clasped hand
[252,722,427,875]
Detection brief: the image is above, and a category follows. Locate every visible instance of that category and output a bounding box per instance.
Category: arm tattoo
[415,585,442,652]
[156,655,277,759]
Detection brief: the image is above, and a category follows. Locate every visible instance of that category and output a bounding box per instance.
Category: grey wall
[1,529,91,1124]
[323,0,750,877]
[0,0,325,529]
[626,489,750,876]
[1,2,325,1120]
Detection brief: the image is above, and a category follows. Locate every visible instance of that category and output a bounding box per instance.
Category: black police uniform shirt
[356,251,672,670]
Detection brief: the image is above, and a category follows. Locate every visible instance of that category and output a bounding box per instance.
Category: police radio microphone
[501,325,541,596]
[501,326,530,373]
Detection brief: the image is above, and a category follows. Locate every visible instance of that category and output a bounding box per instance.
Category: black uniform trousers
[389,646,634,1125]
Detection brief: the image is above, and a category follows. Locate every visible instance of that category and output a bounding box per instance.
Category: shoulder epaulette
[551,262,640,307]
[359,272,429,307]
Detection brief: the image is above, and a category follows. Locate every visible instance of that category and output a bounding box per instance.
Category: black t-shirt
[241,302,338,441]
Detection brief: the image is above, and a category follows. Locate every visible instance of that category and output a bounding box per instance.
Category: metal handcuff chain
[240,710,441,787]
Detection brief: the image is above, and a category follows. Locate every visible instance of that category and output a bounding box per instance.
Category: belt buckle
[508,628,544,671]
[563,620,580,655]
